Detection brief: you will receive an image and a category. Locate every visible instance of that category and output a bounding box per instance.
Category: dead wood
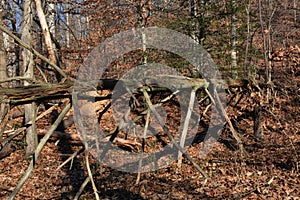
[0,75,259,106]
[0,76,208,103]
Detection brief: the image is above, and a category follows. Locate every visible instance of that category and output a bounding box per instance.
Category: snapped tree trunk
[34,0,60,82]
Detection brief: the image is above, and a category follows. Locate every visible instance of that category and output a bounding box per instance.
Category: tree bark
[0,0,7,88]
[22,0,37,157]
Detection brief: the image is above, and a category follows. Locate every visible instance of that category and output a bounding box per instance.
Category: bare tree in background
[190,0,198,43]
[244,0,252,77]
[230,0,238,78]
[258,0,274,101]
[294,0,297,23]
[65,0,70,48]
[4,0,20,87]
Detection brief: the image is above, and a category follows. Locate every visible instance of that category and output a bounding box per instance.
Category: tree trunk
[230,0,238,78]
[22,0,37,157]
[3,0,20,87]
[65,0,70,48]
[190,0,198,43]
[244,0,251,77]
[258,0,274,103]
[35,0,60,82]
[47,1,60,83]
[0,0,7,87]
[254,106,264,141]
[294,0,297,23]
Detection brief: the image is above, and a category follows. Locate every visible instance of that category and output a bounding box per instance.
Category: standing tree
[0,0,7,87]
[4,0,20,87]
[22,0,37,157]
[258,0,274,101]
[230,0,238,77]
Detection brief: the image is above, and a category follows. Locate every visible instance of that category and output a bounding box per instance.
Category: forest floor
[0,67,299,199]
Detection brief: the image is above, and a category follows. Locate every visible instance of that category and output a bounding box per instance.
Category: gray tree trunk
[0,0,7,87]
[190,0,198,43]
[65,0,70,48]
[22,0,37,157]
[47,1,59,82]
[230,0,238,78]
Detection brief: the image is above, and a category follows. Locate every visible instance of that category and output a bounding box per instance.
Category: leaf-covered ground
[0,73,299,199]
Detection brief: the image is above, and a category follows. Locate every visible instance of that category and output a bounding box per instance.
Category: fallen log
[1,76,257,104]
[0,76,210,104]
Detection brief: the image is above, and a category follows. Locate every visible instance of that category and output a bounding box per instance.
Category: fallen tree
[0,75,252,104]
[1,73,261,199]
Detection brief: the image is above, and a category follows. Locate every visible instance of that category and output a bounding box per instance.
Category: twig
[35,64,48,83]
[85,152,100,200]
[56,146,84,170]
[136,108,150,185]
[73,176,90,200]
[9,102,71,199]
[160,90,180,103]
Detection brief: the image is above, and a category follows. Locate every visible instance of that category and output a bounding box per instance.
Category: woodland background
[0,0,299,199]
